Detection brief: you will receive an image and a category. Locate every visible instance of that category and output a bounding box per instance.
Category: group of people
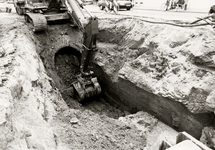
[165,0,188,11]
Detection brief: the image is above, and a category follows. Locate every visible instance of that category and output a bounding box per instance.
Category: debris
[70,117,79,124]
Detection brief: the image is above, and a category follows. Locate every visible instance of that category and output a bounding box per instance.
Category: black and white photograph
[0,0,215,149]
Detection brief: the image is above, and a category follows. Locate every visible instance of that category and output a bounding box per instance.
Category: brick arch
[54,46,82,63]
[50,42,83,69]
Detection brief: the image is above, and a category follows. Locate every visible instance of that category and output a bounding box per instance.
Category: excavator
[14,0,101,102]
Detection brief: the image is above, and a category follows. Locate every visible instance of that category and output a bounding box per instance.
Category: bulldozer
[14,0,101,102]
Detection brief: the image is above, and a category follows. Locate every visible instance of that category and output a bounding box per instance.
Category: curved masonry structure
[33,24,83,71]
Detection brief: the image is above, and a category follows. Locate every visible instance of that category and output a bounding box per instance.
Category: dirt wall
[0,14,69,150]
[94,65,214,138]
[95,18,215,139]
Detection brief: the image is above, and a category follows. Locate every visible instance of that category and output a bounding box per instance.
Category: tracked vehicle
[14,0,101,102]
[14,0,70,32]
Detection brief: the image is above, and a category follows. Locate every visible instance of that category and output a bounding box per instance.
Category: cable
[114,16,215,28]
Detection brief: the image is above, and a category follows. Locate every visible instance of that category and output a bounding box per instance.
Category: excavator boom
[65,0,101,102]
[65,0,99,73]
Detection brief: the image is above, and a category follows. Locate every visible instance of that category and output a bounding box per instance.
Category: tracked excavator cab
[14,0,70,32]
[14,0,102,102]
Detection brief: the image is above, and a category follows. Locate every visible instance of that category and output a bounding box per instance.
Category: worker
[184,0,188,10]
[165,0,170,11]
[177,0,184,5]
[209,5,215,22]
[170,0,176,10]
[209,5,215,15]
[95,0,98,5]
[104,0,112,12]
[109,0,113,11]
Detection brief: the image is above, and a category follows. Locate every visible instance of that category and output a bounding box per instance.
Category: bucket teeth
[72,77,101,102]
[72,81,85,101]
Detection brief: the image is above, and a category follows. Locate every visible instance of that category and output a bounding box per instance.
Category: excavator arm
[65,0,98,74]
[64,0,101,102]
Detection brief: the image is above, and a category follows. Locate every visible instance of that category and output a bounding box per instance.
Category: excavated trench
[33,18,215,140]
[53,46,126,118]
[4,12,215,149]
[31,23,127,119]
[2,9,215,149]
[94,67,214,138]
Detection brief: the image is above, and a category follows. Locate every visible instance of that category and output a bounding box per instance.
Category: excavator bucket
[72,81,85,101]
[72,77,101,102]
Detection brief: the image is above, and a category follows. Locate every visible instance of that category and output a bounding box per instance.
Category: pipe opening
[54,46,81,87]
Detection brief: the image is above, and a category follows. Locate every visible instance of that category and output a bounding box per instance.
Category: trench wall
[0,15,71,149]
[93,65,214,139]
[95,18,215,139]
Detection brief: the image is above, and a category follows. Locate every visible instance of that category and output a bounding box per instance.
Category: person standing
[109,0,113,10]
[165,0,170,11]
[209,5,215,14]
[184,0,188,10]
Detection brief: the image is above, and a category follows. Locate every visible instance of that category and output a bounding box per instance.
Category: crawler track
[25,13,47,32]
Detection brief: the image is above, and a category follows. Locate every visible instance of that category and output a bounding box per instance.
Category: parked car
[98,0,132,10]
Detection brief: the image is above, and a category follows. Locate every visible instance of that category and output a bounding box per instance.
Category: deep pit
[1,12,215,149]
[37,17,215,139]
